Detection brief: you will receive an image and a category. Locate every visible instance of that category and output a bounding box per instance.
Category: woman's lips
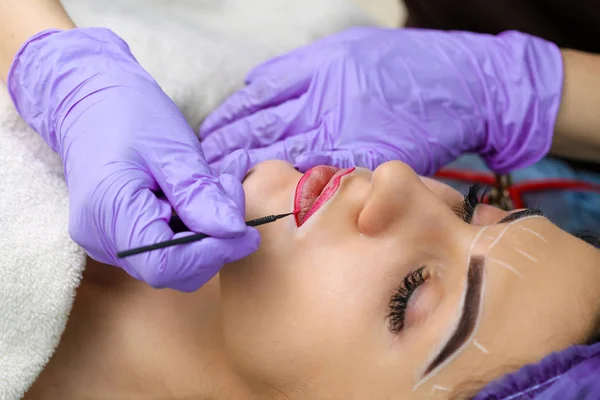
[293,166,356,226]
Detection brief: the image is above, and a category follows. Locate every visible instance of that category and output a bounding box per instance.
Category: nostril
[358,161,423,236]
[357,196,397,236]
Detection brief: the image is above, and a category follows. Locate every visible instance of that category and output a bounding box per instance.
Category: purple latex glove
[8,28,260,292]
[199,27,564,175]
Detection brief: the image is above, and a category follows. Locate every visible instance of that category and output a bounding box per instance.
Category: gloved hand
[199,27,564,176]
[8,28,260,292]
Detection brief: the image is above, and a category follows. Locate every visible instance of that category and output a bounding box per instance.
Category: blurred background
[351,0,405,27]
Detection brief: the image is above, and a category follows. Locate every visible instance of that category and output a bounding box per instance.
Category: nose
[357,161,459,237]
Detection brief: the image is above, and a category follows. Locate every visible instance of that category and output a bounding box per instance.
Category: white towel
[0,1,374,398]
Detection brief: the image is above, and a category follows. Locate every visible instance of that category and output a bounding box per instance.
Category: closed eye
[453,184,486,224]
[454,185,545,225]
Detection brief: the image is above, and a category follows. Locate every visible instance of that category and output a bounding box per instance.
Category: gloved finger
[74,184,174,270]
[151,228,261,292]
[245,26,382,83]
[199,73,310,137]
[106,186,216,285]
[294,148,394,172]
[146,124,246,238]
[218,173,247,217]
[214,149,251,181]
[201,97,308,163]
[236,127,324,168]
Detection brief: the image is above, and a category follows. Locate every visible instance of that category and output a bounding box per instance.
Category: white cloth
[0,1,373,398]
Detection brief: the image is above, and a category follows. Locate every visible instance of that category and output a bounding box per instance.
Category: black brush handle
[116,212,293,259]
[117,232,209,258]
[246,215,277,227]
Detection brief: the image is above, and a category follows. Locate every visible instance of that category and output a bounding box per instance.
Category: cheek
[220,257,317,386]
[219,243,385,390]
[218,252,325,377]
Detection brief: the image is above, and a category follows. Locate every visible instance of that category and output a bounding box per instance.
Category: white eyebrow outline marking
[516,225,548,242]
[473,338,490,355]
[485,215,545,278]
[487,215,545,251]
[431,385,451,394]
[509,245,539,263]
[487,257,524,279]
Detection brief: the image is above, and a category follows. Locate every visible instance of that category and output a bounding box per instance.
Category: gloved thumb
[172,174,247,238]
[218,173,247,218]
[150,137,247,238]
[213,149,251,181]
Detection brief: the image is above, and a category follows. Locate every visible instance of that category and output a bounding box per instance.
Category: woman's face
[219,160,600,399]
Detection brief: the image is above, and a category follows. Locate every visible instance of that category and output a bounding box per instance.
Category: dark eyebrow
[497,208,544,224]
[423,256,485,376]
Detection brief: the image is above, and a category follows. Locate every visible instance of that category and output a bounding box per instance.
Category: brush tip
[275,212,294,219]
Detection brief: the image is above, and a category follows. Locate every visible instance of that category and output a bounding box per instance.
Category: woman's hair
[449,230,600,399]
[575,230,600,251]
[449,365,522,400]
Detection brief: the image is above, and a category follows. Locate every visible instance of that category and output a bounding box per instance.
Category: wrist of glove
[8,28,156,154]
[462,30,563,172]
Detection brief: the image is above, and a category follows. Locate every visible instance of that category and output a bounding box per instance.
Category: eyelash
[454,184,487,224]
[387,185,485,334]
[387,266,427,334]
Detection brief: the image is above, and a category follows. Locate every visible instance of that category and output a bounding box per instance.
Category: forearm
[552,49,600,163]
[0,0,74,81]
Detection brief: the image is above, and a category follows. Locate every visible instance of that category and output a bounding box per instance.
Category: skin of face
[219,160,600,399]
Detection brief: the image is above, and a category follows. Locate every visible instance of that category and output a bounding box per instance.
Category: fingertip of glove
[222,227,261,264]
[141,233,217,291]
[218,173,247,216]
[170,275,212,293]
[216,149,251,179]
[133,224,260,291]
[208,199,247,235]
[171,177,247,236]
